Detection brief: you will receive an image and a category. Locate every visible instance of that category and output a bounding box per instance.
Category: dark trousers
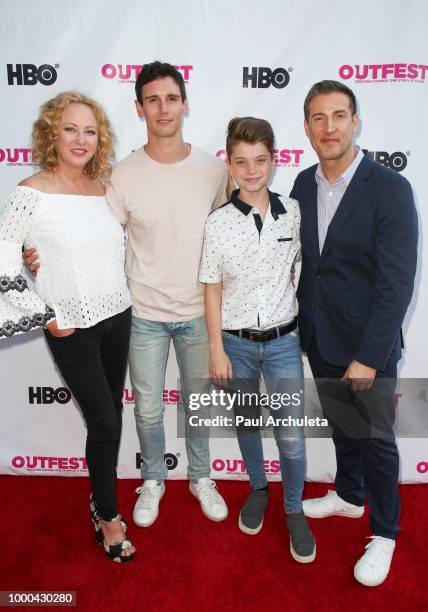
[307,334,400,539]
[44,307,131,520]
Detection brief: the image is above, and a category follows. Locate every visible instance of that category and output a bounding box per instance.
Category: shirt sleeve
[106,174,129,226]
[0,187,55,338]
[198,216,223,283]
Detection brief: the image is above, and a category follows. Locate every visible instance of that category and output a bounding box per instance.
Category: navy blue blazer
[290,152,418,371]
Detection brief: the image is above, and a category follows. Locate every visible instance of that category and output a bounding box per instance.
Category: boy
[199,117,315,563]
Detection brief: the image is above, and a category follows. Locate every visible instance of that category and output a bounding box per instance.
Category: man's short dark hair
[226,117,275,159]
[304,80,357,120]
[135,61,187,106]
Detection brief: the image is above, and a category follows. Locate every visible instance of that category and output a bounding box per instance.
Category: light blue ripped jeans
[129,315,211,482]
[222,328,305,513]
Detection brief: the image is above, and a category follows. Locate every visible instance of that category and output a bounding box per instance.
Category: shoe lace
[135,486,158,510]
[197,481,222,506]
[363,536,393,566]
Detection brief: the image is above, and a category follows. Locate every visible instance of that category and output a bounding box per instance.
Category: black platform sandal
[93,513,136,563]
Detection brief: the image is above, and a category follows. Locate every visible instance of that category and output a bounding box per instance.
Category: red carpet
[1,477,426,611]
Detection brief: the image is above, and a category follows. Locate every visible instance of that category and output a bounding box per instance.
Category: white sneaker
[302,490,364,519]
[354,536,396,586]
[133,480,165,527]
[189,478,228,522]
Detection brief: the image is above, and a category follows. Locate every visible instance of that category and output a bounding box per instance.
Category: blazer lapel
[320,153,373,259]
[306,177,320,264]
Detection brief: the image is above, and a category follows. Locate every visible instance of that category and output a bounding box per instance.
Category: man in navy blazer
[290,80,418,587]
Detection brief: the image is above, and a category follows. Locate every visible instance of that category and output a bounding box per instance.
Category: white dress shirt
[316,147,364,252]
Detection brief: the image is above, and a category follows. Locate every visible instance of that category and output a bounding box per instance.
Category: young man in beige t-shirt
[108,62,228,527]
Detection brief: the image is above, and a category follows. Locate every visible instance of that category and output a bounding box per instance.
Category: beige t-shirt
[107,146,228,322]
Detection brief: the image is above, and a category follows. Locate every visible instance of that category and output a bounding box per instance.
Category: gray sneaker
[286,511,316,563]
[238,488,269,535]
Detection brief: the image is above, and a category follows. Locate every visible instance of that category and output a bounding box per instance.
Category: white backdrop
[1,0,427,483]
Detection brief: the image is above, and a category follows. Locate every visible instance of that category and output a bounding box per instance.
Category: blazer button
[310,304,315,309]
[316,273,322,280]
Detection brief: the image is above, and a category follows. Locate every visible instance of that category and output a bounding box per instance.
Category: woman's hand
[45,319,76,338]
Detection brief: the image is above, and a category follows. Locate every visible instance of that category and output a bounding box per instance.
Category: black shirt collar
[231,189,286,220]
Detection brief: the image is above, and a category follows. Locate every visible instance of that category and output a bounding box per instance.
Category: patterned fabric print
[0,304,55,338]
[0,274,27,293]
[199,192,300,330]
[0,186,132,337]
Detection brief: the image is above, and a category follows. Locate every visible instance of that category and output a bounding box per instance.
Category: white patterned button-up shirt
[199,190,300,330]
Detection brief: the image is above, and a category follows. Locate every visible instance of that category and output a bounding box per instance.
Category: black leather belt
[223,319,297,342]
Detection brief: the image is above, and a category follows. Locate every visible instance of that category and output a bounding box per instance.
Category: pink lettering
[355,65,369,79]
[12,456,25,468]
[394,63,406,78]
[293,150,304,164]
[69,457,79,470]
[212,459,225,471]
[270,460,280,473]
[124,388,134,402]
[20,148,32,163]
[407,64,418,79]
[417,462,428,474]
[368,64,381,79]
[26,456,38,469]
[6,148,19,163]
[339,65,353,80]
[418,64,428,79]
[381,64,394,79]
[101,64,116,79]
[118,64,132,80]
[179,65,193,82]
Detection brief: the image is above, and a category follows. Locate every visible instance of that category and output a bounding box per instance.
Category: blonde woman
[0,92,135,562]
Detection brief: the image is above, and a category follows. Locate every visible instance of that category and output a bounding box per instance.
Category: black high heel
[90,493,127,530]
[93,513,136,563]
[89,494,135,563]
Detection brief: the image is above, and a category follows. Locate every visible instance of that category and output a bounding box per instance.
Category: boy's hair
[304,80,357,120]
[135,61,187,106]
[226,117,275,159]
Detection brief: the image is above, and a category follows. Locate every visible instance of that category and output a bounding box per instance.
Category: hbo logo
[135,452,178,470]
[28,386,71,404]
[7,64,58,86]
[243,66,290,89]
[371,151,408,173]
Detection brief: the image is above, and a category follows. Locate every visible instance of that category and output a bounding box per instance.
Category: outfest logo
[339,63,428,84]
[0,147,33,166]
[216,148,304,168]
[12,455,87,472]
[417,461,428,474]
[212,458,280,474]
[101,64,193,84]
[124,387,180,405]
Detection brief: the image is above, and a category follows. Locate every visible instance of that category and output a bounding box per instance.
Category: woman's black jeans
[44,307,131,520]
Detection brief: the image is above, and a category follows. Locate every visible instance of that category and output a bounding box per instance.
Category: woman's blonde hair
[32,91,115,181]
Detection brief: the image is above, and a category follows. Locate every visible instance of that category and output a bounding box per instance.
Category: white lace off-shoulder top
[0,186,132,338]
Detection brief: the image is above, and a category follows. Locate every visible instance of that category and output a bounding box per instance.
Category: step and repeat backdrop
[1,0,427,483]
